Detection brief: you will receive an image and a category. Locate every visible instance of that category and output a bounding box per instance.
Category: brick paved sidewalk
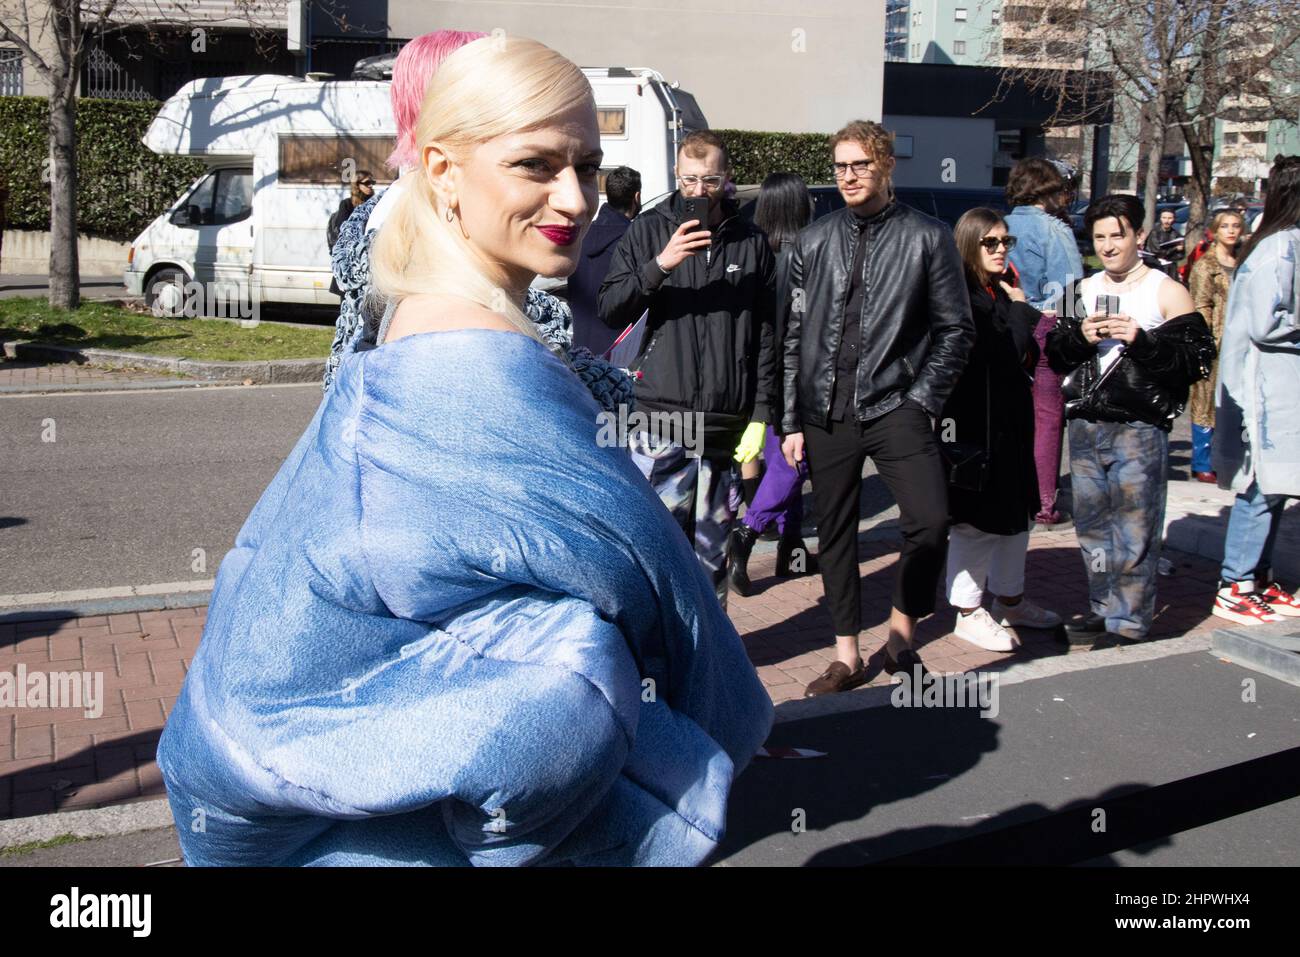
[0,358,195,391]
[0,531,1225,822]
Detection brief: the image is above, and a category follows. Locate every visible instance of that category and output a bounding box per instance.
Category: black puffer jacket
[781,200,974,433]
[1045,279,1217,431]
[597,192,777,456]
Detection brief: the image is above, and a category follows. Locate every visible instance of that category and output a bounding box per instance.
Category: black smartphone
[683,196,710,230]
[1097,294,1121,317]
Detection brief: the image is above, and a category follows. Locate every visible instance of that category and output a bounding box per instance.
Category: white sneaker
[954,607,1018,652]
[992,597,1063,630]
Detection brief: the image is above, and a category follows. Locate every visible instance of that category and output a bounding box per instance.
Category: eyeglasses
[359,180,376,187]
[831,161,877,179]
[979,236,1017,252]
[678,174,725,189]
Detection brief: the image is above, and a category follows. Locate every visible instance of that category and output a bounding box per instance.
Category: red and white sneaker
[1212,582,1282,625]
[1256,581,1300,617]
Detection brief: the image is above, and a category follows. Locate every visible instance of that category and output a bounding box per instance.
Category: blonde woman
[157,37,772,867]
[1186,210,1243,481]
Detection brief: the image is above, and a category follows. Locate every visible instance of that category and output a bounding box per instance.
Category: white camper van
[125,68,706,312]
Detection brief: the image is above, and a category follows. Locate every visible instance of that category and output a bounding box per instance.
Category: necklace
[1101,261,1148,290]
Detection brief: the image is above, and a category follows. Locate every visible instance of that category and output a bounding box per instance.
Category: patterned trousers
[1068,419,1169,639]
[629,432,739,610]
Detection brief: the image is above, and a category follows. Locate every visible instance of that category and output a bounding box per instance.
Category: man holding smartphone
[598,130,778,608]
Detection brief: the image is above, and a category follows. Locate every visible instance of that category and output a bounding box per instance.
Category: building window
[911,42,920,58]
[0,48,21,96]
[955,7,968,20]
[1223,132,1239,144]
[1003,38,1041,57]
[953,40,967,55]
[1005,5,1042,23]
[913,11,922,25]
[1244,130,1267,144]
[992,6,1001,23]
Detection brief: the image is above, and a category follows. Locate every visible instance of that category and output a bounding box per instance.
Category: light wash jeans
[1069,420,1169,638]
[1220,481,1292,584]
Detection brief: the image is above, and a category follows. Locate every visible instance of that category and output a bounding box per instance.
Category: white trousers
[946,523,1030,608]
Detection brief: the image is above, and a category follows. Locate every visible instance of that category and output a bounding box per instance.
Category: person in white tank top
[1046,194,1204,645]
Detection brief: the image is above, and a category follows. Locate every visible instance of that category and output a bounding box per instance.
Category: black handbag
[939,372,991,493]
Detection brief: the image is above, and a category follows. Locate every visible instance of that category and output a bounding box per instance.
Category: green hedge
[0,96,205,241]
[714,129,835,186]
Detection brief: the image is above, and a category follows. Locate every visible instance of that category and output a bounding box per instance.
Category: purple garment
[1031,312,1065,518]
[742,426,808,535]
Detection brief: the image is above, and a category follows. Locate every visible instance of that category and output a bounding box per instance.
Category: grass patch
[0,298,334,362]
[0,832,86,857]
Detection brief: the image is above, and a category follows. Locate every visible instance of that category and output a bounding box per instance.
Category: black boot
[728,523,759,597]
[776,529,819,577]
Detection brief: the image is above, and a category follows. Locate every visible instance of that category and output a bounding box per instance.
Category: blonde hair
[370,36,595,337]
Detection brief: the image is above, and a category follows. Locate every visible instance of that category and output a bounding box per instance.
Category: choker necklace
[1102,261,1147,288]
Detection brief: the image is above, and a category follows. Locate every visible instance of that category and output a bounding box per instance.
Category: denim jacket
[158,329,773,866]
[1214,227,1300,497]
[1005,205,1084,313]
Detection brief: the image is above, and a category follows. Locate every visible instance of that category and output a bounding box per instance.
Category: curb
[772,632,1215,724]
[3,340,325,385]
[0,799,173,850]
[0,582,213,625]
[0,378,232,395]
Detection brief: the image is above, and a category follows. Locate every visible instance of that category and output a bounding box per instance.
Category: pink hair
[386,30,488,171]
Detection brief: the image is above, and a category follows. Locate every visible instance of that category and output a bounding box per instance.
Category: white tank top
[1080,267,1167,374]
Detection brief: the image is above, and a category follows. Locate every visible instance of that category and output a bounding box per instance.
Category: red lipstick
[537,225,578,246]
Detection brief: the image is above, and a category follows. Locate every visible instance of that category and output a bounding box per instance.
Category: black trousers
[803,400,949,635]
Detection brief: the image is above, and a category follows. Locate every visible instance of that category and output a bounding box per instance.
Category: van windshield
[173,169,252,227]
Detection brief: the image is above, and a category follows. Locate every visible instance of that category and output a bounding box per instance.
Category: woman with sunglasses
[942,209,1062,651]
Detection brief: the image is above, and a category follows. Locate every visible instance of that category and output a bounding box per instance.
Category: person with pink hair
[386,30,487,172]
[324,30,486,388]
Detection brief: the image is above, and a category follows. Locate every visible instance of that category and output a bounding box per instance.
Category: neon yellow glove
[734,421,767,464]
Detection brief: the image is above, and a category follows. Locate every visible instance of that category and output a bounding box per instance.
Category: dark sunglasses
[358,179,376,187]
[979,235,1017,252]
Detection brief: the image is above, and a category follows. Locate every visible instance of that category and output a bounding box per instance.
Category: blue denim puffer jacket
[1005,205,1084,313]
[157,329,773,866]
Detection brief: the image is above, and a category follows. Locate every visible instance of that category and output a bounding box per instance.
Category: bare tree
[991,0,1300,235]
[0,1,359,310]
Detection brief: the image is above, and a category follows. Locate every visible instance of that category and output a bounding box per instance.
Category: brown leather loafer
[804,660,868,698]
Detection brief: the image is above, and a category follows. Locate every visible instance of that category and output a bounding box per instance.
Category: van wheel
[145,268,189,318]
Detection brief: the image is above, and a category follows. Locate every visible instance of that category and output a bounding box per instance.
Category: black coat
[597,191,778,456]
[942,278,1042,535]
[326,199,355,298]
[780,200,974,433]
[569,203,633,356]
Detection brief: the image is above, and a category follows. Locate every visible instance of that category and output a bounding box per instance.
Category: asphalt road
[0,382,322,595]
[716,649,1300,867]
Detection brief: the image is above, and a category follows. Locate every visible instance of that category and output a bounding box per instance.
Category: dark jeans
[803,400,949,635]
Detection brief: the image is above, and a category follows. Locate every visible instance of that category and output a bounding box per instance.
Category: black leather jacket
[1045,280,1217,431]
[780,200,974,433]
